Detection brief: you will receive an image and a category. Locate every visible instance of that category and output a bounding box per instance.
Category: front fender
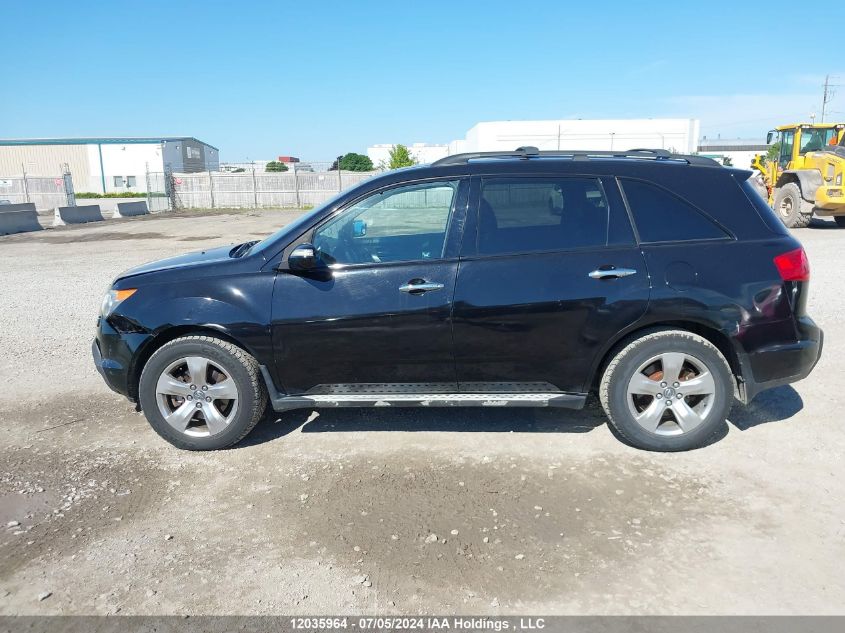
[112,273,276,397]
[776,170,823,202]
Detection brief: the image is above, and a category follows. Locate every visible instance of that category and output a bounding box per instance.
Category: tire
[834,216,845,228]
[772,183,813,228]
[599,329,734,452]
[138,335,267,450]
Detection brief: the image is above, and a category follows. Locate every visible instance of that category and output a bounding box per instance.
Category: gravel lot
[0,210,843,615]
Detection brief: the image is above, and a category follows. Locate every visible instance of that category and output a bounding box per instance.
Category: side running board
[259,367,587,412]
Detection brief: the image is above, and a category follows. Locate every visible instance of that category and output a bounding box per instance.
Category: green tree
[265,161,289,172]
[339,152,374,171]
[766,142,781,162]
[387,144,417,169]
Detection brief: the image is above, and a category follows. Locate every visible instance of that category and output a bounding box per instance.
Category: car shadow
[238,398,608,448]
[236,387,804,448]
[728,385,804,431]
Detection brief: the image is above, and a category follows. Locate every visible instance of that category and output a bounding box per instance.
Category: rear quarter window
[621,179,730,243]
[737,176,790,236]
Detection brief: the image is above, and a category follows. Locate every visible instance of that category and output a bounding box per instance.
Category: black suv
[93,147,822,451]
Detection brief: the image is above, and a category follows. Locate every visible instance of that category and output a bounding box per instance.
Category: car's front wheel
[138,335,267,450]
[599,329,734,451]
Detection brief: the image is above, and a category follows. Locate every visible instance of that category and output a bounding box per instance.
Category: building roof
[0,137,219,151]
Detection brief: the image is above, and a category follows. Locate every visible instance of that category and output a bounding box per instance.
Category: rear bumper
[741,316,823,402]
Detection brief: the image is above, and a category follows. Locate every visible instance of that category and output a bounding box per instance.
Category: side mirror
[288,243,320,271]
[766,130,775,145]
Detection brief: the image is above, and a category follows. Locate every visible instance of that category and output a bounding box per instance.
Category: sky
[1,0,842,161]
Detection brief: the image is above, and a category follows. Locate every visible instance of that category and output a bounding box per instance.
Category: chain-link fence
[145,171,170,212]
[0,174,74,211]
[170,168,378,210]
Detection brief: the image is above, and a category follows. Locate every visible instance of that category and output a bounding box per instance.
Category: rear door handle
[588,267,637,280]
[399,280,445,294]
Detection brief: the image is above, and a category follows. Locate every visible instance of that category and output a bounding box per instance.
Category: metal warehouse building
[0,137,219,195]
[697,137,768,170]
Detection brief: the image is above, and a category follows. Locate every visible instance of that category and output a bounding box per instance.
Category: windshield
[799,127,838,154]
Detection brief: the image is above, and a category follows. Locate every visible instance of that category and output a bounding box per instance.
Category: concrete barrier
[74,197,147,215]
[53,204,105,227]
[0,203,42,235]
[113,201,149,218]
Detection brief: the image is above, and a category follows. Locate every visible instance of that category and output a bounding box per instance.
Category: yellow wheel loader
[752,123,845,228]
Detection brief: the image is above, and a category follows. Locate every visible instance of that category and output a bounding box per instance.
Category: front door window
[779,130,795,168]
[313,180,460,266]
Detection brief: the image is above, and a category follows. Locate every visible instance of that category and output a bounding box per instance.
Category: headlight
[101,288,137,316]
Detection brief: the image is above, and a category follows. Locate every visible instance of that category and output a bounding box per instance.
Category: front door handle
[399,280,445,294]
[588,267,637,280]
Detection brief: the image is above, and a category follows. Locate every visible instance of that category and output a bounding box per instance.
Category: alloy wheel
[625,352,716,436]
[155,356,240,437]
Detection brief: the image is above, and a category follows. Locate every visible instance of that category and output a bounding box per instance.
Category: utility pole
[821,74,840,123]
[822,75,831,123]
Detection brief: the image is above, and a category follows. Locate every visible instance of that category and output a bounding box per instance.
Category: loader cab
[767,125,842,170]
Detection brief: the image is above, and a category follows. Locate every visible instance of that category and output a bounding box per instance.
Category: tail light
[774,247,810,282]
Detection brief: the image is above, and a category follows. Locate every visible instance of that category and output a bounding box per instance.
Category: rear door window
[621,179,730,243]
[478,177,608,255]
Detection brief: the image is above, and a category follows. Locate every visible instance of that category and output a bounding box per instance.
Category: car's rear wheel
[138,335,267,450]
[773,183,813,228]
[599,329,734,451]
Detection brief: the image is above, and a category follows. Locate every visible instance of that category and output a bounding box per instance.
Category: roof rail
[431,147,720,167]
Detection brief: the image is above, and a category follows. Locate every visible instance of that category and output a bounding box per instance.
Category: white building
[368,118,700,165]
[697,138,768,170]
[367,142,450,168]
[0,137,219,194]
[454,118,700,154]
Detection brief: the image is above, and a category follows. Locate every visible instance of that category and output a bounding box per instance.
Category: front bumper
[741,316,823,402]
[92,316,150,401]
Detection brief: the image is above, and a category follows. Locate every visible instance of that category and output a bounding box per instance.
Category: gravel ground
[0,211,843,615]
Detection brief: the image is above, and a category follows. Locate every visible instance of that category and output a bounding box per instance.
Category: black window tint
[621,179,728,243]
[479,178,608,255]
[738,176,789,236]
